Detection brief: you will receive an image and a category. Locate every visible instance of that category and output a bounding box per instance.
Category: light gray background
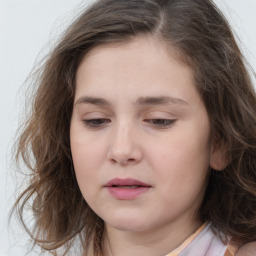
[0,1,255,255]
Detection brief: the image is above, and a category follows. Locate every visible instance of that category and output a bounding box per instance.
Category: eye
[144,119,176,128]
[82,118,111,128]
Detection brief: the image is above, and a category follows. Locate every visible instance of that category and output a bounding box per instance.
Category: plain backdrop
[0,0,255,255]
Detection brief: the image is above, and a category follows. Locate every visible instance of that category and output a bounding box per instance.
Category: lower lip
[106,186,151,200]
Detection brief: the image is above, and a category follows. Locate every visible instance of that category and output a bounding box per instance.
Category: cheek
[71,140,104,208]
[70,123,103,195]
[71,140,103,181]
[147,124,211,190]
[70,118,106,170]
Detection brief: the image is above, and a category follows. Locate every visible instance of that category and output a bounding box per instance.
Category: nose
[107,123,142,165]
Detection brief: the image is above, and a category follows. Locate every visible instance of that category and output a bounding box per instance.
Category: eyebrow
[75,96,189,107]
[75,96,110,106]
[136,96,189,106]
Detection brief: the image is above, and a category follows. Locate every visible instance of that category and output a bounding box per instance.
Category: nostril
[107,143,142,165]
[110,158,117,164]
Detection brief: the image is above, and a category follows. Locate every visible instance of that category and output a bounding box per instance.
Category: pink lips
[105,178,151,200]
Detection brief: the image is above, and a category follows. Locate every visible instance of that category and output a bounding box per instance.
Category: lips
[104,178,151,200]
[106,178,151,187]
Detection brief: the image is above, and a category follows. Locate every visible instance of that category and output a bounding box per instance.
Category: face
[70,36,215,235]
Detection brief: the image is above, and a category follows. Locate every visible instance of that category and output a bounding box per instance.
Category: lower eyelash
[82,118,176,129]
[82,119,110,127]
[145,119,176,128]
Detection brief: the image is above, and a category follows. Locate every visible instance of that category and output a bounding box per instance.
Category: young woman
[14,0,256,255]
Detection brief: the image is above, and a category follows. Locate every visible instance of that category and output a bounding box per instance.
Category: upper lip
[105,178,151,187]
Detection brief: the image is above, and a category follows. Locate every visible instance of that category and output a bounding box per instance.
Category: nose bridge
[107,118,141,164]
[112,119,134,154]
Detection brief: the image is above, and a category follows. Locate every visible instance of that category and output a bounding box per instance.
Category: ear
[210,140,228,171]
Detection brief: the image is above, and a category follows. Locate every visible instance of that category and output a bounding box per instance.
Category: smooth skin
[70,36,226,256]
[236,242,256,256]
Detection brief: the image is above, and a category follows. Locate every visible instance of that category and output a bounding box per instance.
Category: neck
[102,218,202,256]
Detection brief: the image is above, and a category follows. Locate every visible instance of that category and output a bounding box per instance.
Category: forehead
[81,35,189,71]
[75,35,200,106]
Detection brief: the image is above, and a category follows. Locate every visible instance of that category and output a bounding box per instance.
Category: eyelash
[82,118,176,129]
[144,119,176,128]
[82,118,110,128]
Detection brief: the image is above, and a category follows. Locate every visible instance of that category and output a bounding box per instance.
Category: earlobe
[210,141,228,171]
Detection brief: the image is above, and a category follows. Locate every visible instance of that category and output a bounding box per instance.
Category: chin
[103,213,152,232]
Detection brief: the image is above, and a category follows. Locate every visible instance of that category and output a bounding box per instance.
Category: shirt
[166,223,238,256]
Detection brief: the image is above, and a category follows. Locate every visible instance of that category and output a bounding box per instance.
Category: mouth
[111,185,143,188]
[105,178,151,188]
[104,178,152,200]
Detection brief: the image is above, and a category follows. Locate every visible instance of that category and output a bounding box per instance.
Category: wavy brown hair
[13,0,256,255]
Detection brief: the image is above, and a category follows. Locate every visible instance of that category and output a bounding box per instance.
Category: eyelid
[143,118,176,128]
[143,110,177,118]
[81,111,110,118]
[82,118,111,128]
[82,117,176,129]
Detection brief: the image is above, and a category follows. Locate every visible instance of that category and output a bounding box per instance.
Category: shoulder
[235,242,256,256]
